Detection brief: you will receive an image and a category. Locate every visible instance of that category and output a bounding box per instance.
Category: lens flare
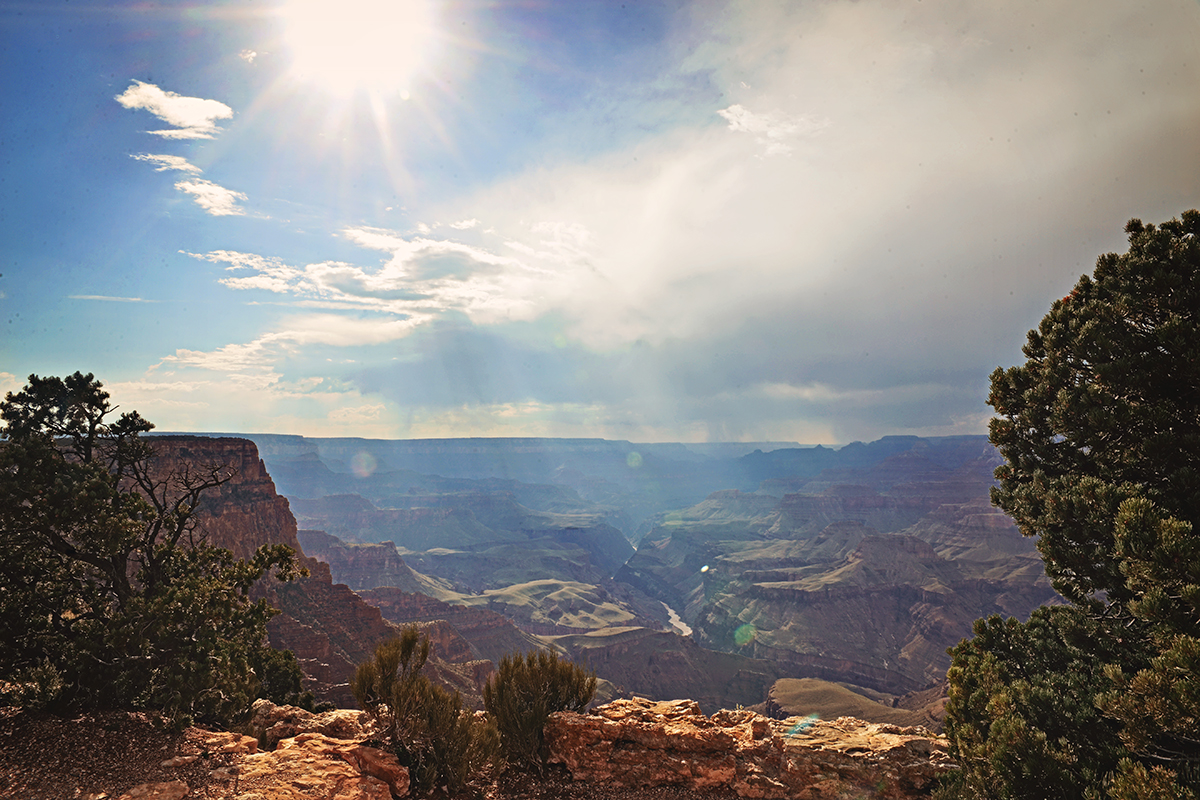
[786,714,820,737]
[350,451,378,477]
[734,623,757,646]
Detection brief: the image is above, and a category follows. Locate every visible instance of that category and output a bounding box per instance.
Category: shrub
[483,649,596,771]
[352,627,498,797]
[253,646,322,712]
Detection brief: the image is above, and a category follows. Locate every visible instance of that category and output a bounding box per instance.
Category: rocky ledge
[43,699,952,800]
[546,697,954,800]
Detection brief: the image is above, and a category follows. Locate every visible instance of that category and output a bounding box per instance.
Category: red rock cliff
[147,436,396,705]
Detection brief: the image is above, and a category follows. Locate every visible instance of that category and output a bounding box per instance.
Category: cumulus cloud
[363,0,1200,440]
[449,218,479,230]
[134,0,1200,442]
[184,226,559,326]
[0,372,21,398]
[130,153,202,174]
[174,179,247,216]
[115,80,233,139]
[716,104,828,155]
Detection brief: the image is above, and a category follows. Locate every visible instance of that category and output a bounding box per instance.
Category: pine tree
[944,210,1200,799]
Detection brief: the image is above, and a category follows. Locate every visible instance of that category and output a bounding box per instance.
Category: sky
[2,0,1199,444]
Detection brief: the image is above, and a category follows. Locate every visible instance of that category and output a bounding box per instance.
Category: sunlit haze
[3,0,1199,443]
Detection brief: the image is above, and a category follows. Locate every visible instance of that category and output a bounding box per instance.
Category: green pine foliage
[945,607,1145,799]
[483,649,596,771]
[352,627,498,797]
[944,210,1200,798]
[0,372,304,728]
[252,646,323,712]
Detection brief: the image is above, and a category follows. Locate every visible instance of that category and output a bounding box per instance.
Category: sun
[280,0,438,97]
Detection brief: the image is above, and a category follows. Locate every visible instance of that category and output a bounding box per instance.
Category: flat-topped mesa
[546,697,955,799]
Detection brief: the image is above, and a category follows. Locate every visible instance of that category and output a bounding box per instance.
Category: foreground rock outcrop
[248,698,371,748]
[546,697,954,799]
[113,723,406,800]
[237,733,408,800]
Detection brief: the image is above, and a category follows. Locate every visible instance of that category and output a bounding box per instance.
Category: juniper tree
[0,372,304,726]
[944,211,1200,799]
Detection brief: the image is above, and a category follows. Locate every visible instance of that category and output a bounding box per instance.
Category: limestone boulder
[249,698,370,748]
[237,732,408,799]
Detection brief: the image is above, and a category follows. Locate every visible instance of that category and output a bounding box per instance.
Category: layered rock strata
[546,697,954,799]
[359,587,546,664]
[147,437,479,707]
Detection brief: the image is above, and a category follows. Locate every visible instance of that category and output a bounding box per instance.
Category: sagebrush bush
[352,626,498,797]
[483,649,596,771]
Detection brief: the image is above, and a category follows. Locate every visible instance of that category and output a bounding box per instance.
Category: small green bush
[352,626,498,797]
[483,649,596,771]
[253,646,322,712]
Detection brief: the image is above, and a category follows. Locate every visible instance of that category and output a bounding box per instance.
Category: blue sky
[3,0,1199,443]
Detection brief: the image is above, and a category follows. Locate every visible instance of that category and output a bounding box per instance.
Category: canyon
[156,432,1049,726]
[32,430,1066,797]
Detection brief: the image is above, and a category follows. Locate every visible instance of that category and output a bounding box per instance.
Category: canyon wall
[147,437,407,706]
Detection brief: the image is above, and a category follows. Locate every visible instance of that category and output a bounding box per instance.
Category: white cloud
[131,153,202,174]
[157,314,423,383]
[449,218,479,230]
[119,0,1200,443]
[106,367,404,438]
[68,295,156,302]
[0,372,21,398]
[174,179,247,216]
[716,104,828,156]
[239,49,258,64]
[184,227,555,327]
[184,250,309,294]
[115,80,233,139]
[161,339,281,375]
[336,0,1197,442]
[329,403,386,422]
